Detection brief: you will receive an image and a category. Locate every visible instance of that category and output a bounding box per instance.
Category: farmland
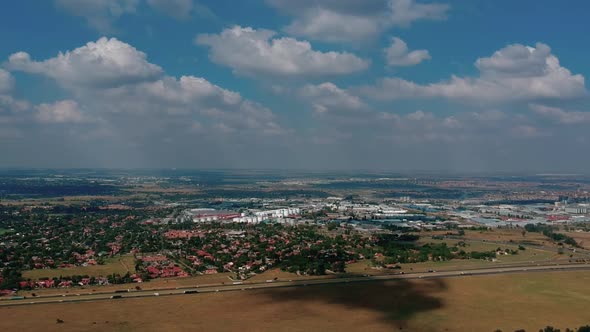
[2,271,590,331]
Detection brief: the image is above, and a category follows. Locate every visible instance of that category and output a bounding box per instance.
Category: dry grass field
[247,268,332,283]
[422,228,550,245]
[563,231,590,249]
[347,257,558,275]
[2,271,590,332]
[22,255,136,280]
[461,228,551,245]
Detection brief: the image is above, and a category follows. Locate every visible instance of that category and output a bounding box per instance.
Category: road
[1,262,589,307]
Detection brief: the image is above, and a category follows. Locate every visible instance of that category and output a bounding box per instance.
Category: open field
[422,229,552,246]
[2,271,590,331]
[346,250,573,274]
[461,228,552,245]
[343,226,590,276]
[347,255,578,275]
[345,233,577,274]
[247,268,331,282]
[419,238,561,260]
[563,231,590,249]
[22,255,136,280]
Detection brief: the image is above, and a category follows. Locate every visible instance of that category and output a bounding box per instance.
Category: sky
[0,0,589,173]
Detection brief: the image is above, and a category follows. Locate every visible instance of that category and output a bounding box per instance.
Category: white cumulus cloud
[4,37,287,140]
[283,9,382,43]
[388,0,449,27]
[267,0,449,42]
[7,37,163,89]
[361,42,586,103]
[299,82,366,115]
[385,37,430,66]
[196,26,369,78]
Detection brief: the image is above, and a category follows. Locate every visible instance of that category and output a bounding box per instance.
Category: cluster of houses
[72,250,98,266]
[140,255,190,279]
[159,224,368,278]
[185,250,217,274]
[17,276,111,290]
[0,210,373,294]
[164,230,206,240]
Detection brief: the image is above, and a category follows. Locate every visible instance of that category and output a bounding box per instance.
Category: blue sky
[0,0,589,172]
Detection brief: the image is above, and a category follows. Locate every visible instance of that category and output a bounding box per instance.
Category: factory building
[565,204,589,214]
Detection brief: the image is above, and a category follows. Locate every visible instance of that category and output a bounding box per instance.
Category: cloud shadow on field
[258,277,447,329]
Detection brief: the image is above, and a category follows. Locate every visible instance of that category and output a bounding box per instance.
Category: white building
[254,208,301,218]
[232,208,301,224]
[565,204,589,214]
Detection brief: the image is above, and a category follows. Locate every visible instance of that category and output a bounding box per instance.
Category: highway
[1,262,589,307]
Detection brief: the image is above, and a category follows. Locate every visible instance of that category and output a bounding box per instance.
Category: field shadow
[259,277,447,329]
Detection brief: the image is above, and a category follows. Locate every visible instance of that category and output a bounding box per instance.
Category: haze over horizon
[1,1,589,172]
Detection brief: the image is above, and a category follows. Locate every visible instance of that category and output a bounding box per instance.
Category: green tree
[540,327,560,332]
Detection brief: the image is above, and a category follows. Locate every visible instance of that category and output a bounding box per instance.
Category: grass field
[3,271,590,331]
[22,255,136,280]
[346,254,570,275]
